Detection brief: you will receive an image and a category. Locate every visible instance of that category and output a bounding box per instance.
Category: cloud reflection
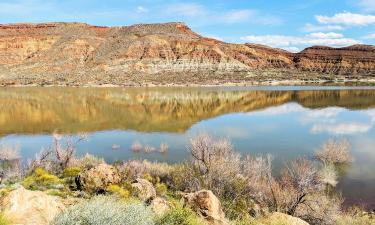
[249,103,374,135]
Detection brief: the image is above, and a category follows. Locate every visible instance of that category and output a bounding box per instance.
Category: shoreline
[1,79,375,88]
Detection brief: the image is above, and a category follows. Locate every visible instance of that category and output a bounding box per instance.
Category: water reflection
[0,87,375,208]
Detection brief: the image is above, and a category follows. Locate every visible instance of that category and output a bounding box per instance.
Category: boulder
[150,197,170,215]
[0,187,65,225]
[76,163,121,193]
[182,190,228,225]
[131,178,156,201]
[268,212,309,225]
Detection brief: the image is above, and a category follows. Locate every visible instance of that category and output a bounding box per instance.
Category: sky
[1,0,375,52]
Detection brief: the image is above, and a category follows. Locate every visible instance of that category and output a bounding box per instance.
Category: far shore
[1,78,375,88]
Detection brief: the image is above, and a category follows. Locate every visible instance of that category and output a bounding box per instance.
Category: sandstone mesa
[0,22,374,86]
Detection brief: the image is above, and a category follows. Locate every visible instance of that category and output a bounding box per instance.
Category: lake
[0,86,375,209]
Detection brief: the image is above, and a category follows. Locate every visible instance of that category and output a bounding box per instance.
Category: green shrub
[0,188,11,198]
[51,195,155,225]
[106,184,130,199]
[156,204,203,225]
[156,183,168,196]
[22,168,61,190]
[46,189,66,198]
[143,173,153,183]
[63,167,81,178]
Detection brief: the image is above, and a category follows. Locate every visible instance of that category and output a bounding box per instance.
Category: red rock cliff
[0,22,374,85]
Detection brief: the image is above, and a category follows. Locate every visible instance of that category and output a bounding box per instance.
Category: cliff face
[0,22,374,85]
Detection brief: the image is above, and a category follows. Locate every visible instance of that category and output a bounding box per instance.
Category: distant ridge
[0,22,374,86]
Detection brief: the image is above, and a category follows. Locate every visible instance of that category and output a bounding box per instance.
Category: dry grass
[315,139,353,164]
[117,160,174,182]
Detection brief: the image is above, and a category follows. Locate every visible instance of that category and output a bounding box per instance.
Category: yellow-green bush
[143,173,153,183]
[155,204,203,225]
[0,188,10,198]
[63,167,81,178]
[0,213,10,225]
[156,183,168,196]
[22,168,61,190]
[46,189,66,198]
[106,184,130,199]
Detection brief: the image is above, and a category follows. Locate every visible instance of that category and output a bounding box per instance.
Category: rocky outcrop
[182,190,228,225]
[131,178,156,201]
[76,163,121,193]
[0,187,65,225]
[0,22,374,86]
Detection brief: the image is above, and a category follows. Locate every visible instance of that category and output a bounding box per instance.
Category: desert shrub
[294,193,342,225]
[279,158,324,215]
[155,204,203,225]
[117,160,174,183]
[52,195,155,225]
[22,168,61,190]
[315,139,352,164]
[106,184,130,199]
[28,134,88,174]
[0,213,10,225]
[72,153,105,169]
[186,134,255,219]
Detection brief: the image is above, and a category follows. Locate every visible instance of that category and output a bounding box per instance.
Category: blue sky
[1,0,375,51]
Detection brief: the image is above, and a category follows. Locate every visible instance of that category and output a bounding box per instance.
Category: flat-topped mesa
[294,45,375,74]
[0,22,374,85]
[118,22,201,38]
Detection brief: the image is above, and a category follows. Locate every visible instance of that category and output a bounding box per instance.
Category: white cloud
[224,10,255,24]
[240,34,361,49]
[205,35,224,41]
[316,12,375,26]
[164,3,280,25]
[302,23,345,32]
[136,6,148,13]
[357,0,375,12]
[311,123,372,135]
[249,103,375,136]
[165,3,206,17]
[283,46,300,53]
[307,32,344,39]
[250,103,305,116]
[364,33,375,39]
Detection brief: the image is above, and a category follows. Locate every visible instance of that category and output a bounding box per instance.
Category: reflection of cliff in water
[1,87,375,135]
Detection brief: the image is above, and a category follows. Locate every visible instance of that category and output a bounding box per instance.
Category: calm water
[0,86,375,208]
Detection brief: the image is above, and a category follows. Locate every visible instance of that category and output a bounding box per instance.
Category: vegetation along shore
[0,133,374,225]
